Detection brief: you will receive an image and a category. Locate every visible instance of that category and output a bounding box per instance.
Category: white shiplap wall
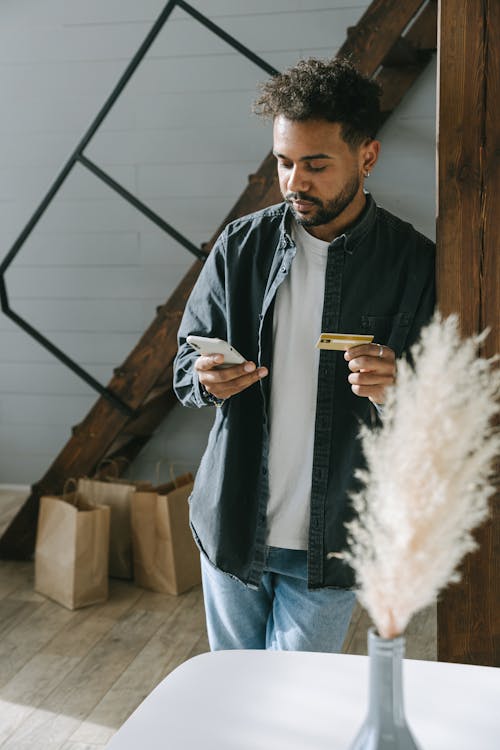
[0,1,435,484]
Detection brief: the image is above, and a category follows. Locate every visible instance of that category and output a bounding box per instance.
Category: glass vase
[348,627,422,750]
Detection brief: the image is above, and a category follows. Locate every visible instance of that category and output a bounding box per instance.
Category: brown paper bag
[35,491,110,610]
[131,474,201,595]
[77,477,137,579]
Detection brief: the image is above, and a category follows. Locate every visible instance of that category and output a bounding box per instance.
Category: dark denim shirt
[174,194,436,589]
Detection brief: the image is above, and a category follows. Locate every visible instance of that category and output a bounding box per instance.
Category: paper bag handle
[95,456,129,479]
[155,459,195,487]
[62,477,79,505]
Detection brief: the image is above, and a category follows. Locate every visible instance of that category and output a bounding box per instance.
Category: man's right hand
[195,355,268,401]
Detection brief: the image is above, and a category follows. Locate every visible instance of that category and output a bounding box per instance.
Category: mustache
[285,192,322,206]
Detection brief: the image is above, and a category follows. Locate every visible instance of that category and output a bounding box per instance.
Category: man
[174,58,435,652]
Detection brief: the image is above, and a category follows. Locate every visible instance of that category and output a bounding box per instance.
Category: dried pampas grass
[343,313,499,639]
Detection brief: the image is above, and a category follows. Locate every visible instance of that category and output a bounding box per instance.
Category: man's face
[272,116,377,238]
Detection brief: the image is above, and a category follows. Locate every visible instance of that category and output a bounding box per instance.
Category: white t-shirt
[266,220,329,550]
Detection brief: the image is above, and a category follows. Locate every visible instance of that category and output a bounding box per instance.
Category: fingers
[344,343,396,367]
[344,344,396,376]
[348,371,394,387]
[352,384,389,404]
[345,344,396,404]
[348,373,394,404]
[196,357,268,400]
[195,355,255,379]
[194,354,226,371]
[203,368,268,400]
[346,356,395,376]
[349,373,394,404]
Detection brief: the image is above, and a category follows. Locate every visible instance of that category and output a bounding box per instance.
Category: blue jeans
[201,547,356,652]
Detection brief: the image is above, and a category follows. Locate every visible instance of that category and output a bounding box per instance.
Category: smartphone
[186,335,246,368]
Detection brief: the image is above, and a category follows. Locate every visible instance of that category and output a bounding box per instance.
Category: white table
[106,650,499,749]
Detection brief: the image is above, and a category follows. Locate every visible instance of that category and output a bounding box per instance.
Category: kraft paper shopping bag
[131,473,200,595]
[35,491,110,610]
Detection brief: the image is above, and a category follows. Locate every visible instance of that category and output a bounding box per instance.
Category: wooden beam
[339,0,427,76]
[482,0,500,359]
[481,0,500,667]
[377,0,437,120]
[436,0,499,667]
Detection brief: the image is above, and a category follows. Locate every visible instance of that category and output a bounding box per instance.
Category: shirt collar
[342,191,376,253]
[279,192,376,254]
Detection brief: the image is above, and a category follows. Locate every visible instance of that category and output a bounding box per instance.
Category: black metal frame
[0,0,278,416]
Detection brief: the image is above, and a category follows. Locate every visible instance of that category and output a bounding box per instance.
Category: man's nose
[287,166,310,193]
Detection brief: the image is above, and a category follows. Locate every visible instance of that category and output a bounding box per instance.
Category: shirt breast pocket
[360,312,411,355]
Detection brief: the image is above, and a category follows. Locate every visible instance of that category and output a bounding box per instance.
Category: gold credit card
[315,332,374,351]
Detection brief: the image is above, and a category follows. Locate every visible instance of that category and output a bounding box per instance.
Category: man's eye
[278,161,293,170]
[307,164,327,172]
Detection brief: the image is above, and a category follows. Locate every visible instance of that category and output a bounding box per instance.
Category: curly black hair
[254,57,381,149]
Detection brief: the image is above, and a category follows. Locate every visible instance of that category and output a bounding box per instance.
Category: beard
[285,171,361,227]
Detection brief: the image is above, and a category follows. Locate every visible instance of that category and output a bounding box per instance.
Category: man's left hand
[344,343,396,405]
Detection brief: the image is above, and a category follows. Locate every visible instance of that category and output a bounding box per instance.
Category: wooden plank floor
[0,490,436,749]
[0,559,209,749]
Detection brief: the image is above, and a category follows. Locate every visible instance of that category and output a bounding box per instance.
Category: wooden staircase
[0,0,437,558]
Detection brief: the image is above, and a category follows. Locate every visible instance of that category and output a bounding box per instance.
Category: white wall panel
[0,331,140,365]
[87,125,271,166]
[0,423,70,456]
[0,454,60,484]
[11,232,141,267]
[0,132,88,167]
[0,166,136,204]
[7,264,193,301]
[163,8,362,56]
[0,25,151,65]
[369,59,437,240]
[0,363,113,396]
[0,1,366,27]
[140,231,206,264]
[0,394,94,425]
[1,195,229,236]
[0,299,147,333]
[187,1,367,15]
[125,403,217,484]
[108,90,262,132]
[136,162,262,199]
[0,0,437,485]
[0,61,126,102]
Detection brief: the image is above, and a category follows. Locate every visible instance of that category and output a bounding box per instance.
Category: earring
[364,171,370,178]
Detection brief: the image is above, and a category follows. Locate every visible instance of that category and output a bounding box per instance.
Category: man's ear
[360,139,380,175]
